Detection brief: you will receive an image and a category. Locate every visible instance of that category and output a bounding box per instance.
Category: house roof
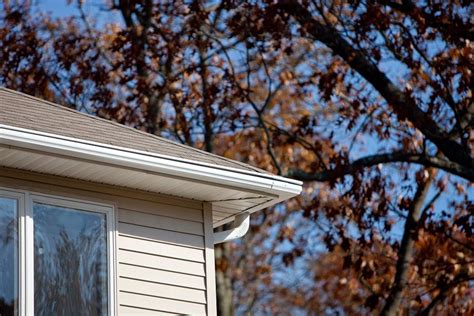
[0,87,302,227]
[0,88,267,174]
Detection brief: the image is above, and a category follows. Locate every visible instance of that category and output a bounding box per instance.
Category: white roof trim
[0,124,302,201]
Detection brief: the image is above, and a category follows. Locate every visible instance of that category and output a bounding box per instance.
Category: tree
[223,1,473,314]
[1,0,472,315]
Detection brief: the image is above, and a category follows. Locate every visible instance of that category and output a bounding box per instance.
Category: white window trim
[0,188,25,316]
[0,187,117,316]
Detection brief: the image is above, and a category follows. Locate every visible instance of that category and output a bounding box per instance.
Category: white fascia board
[0,125,302,199]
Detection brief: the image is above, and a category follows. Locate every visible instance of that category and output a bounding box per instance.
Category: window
[0,189,115,316]
[0,196,19,316]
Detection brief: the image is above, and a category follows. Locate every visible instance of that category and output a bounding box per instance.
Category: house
[0,87,302,315]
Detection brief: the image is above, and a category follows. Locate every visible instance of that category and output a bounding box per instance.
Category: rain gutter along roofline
[0,125,303,199]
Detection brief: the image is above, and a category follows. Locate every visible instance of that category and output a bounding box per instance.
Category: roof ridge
[0,87,267,174]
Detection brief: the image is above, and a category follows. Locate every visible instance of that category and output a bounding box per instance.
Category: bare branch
[289,151,474,182]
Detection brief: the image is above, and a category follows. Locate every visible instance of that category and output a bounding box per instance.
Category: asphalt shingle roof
[0,88,268,174]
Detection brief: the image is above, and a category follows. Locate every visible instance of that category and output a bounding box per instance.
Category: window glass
[33,203,108,316]
[0,197,18,316]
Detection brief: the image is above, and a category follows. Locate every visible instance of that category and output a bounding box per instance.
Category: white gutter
[213,212,250,244]
[0,125,302,199]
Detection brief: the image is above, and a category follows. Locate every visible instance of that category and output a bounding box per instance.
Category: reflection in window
[0,197,18,316]
[33,203,108,316]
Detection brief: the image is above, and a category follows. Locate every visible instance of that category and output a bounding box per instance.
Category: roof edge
[0,87,270,174]
[0,125,303,198]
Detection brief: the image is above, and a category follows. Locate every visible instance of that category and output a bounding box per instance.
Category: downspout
[213,212,250,244]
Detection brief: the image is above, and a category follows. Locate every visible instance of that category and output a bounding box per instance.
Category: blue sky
[34,0,78,17]
[34,0,121,25]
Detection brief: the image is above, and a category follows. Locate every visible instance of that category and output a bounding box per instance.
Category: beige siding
[118,209,204,235]
[118,264,206,290]
[0,168,217,315]
[119,278,207,303]
[119,306,178,315]
[117,202,208,314]
[119,292,207,315]
[118,251,206,276]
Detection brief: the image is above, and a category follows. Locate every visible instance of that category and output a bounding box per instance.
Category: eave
[0,124,302,227]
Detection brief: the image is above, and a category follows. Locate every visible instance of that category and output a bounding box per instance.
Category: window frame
[0,187,116,316]
[0,189,24,316]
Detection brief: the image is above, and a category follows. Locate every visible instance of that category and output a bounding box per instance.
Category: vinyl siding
[116,202,208,315]
[0,168,217,315]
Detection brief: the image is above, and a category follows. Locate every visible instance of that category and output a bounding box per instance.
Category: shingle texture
[0,88,268,174]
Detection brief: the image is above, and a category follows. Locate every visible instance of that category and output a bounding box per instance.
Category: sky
[34,0,121,25]
[34,0,80,17]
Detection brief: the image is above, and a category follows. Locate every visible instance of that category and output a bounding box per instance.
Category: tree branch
[288,151,474,182]
[380,171,433,316]
[419,272,473,316]
[280,2,473,171]
[378,0,474,42]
